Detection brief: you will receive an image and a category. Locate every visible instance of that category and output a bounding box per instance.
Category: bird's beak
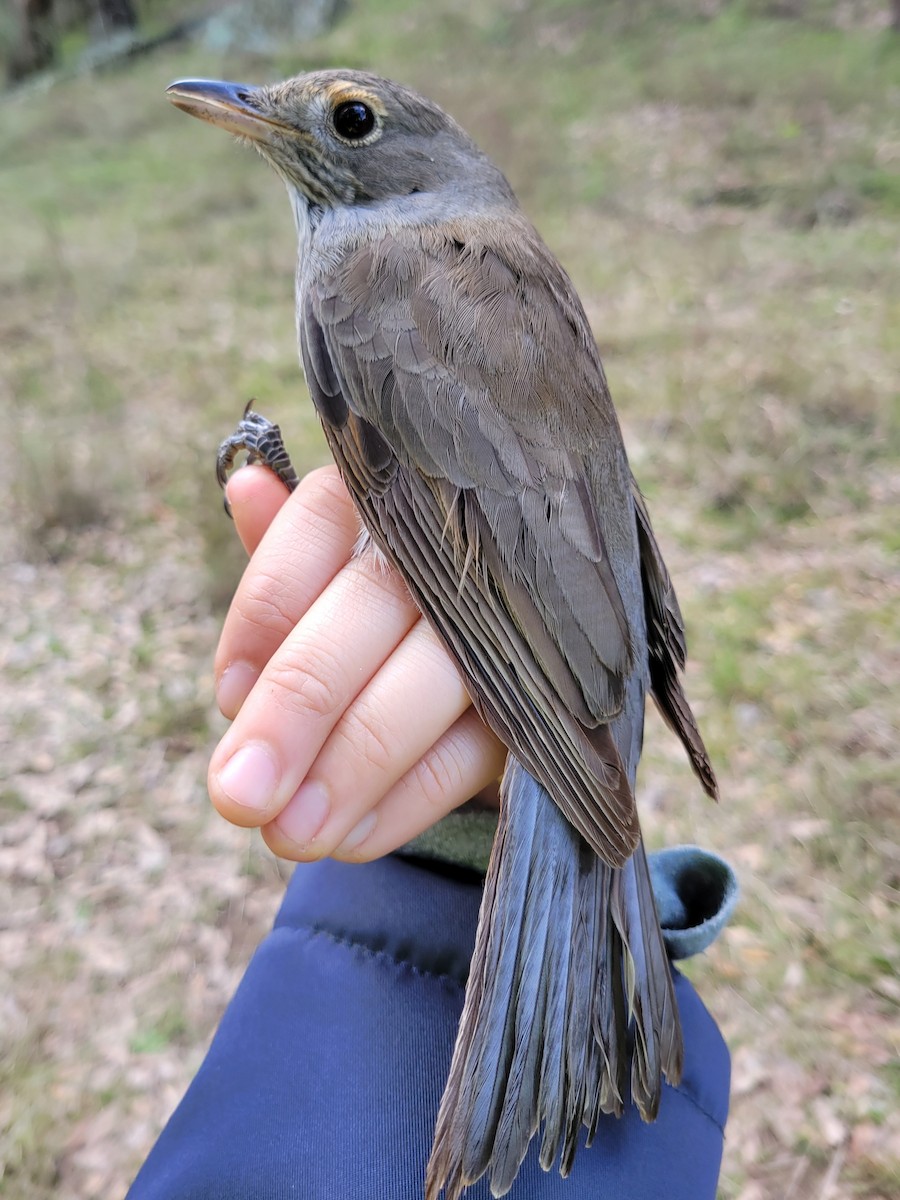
[166,79,291,143]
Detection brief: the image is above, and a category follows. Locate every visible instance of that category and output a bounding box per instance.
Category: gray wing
[300,220,644,864]
[632,479,719,799]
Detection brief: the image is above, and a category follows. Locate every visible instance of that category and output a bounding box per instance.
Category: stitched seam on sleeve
[670,1083,727,1135]
[271,921,468,990]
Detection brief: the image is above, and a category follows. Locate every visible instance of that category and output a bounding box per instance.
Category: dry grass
[1,2,898,1197]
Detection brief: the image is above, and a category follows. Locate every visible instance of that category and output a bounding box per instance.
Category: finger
[225,464,291,556]
[208,549,420,828]
[214,465,362,718]
[261,709,507,862]
[267,618,473,857]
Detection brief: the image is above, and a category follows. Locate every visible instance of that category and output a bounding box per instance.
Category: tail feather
[586,873,627,1138]
[454,807,531,1187]
[425,758,682,1200]
[619,843,683,1120]
[490,891,552,1192]
[536,852,577,1173]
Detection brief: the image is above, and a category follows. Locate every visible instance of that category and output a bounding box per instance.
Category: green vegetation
[1,2,897,1197]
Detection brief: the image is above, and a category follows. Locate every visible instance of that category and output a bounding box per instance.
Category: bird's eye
[332,100,376,141]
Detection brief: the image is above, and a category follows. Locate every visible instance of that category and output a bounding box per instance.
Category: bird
[167,69,719,1199]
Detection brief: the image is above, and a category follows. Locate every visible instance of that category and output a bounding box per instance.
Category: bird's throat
[287,186,318,251]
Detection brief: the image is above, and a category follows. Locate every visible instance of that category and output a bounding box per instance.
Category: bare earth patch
[0,515,289,1198]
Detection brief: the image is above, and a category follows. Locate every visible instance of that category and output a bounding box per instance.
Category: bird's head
[166,69,512,212]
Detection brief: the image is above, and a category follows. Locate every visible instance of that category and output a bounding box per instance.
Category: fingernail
[334,811,377,857]
[217,661,260,718]
[277,781,330,848]
[216,743,280,812]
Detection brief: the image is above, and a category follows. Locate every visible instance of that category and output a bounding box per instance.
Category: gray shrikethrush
[167,70,718,1199]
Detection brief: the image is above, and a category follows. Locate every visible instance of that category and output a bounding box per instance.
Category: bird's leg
[216,400,300,516]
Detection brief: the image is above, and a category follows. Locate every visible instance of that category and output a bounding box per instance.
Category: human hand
[208,464,505,862]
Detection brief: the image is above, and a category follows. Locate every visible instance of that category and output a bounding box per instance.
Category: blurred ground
[0,2,898,1198]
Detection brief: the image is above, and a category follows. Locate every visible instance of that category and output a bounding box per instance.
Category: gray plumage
[168,69,718,1199]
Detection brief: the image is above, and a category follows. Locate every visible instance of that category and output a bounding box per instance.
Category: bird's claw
[216,401,300,517]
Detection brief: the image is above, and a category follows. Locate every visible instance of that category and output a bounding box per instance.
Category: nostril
[236,90,251,103]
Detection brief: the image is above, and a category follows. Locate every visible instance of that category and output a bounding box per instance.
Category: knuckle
[266,640,343,720]
[234,568,297,637]
[415,739,467,808]
[338,707,396,777]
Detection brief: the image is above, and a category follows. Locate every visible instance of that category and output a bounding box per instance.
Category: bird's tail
[425,757,682,1200]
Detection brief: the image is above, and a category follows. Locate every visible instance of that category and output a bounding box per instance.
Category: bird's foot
[216,400,300,516]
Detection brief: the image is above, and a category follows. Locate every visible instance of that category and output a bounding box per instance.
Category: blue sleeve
[127,853,732,1200]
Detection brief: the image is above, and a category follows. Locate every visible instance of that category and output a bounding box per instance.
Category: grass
[0,1,898,1197]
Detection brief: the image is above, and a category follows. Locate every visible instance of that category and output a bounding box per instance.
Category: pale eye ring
[332,100,376,141]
